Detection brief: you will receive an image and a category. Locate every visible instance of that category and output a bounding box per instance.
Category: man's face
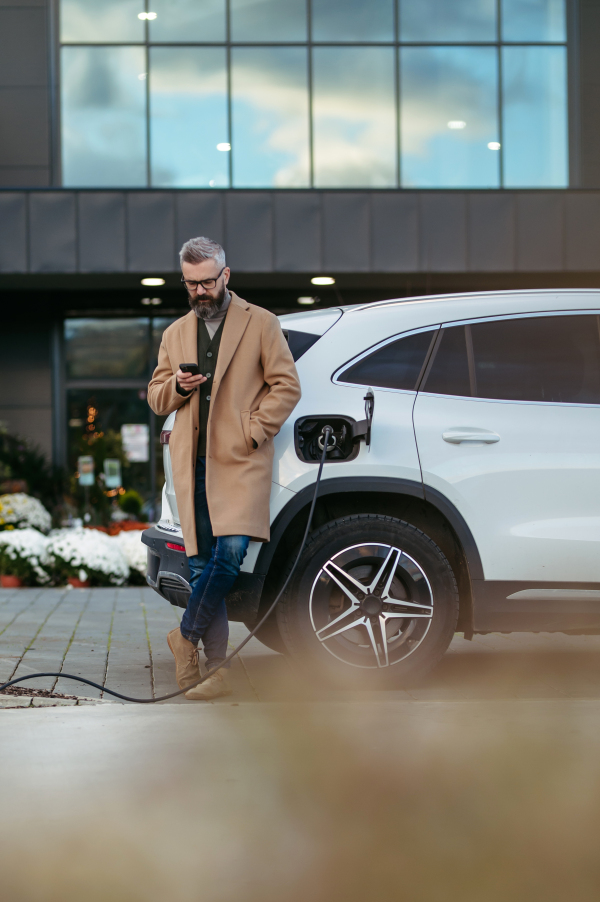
[182,259,231,317]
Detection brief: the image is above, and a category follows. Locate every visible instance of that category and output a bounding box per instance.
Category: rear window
[337,329,437,391]
[283,330,321,361]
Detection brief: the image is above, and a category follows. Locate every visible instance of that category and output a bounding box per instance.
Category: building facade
[1,0,599,515]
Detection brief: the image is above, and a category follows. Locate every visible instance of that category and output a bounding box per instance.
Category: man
[148,237,301,700]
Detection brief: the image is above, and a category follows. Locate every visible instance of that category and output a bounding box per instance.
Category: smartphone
[179,363,200,376]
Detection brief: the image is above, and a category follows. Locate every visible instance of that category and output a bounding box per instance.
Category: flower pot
[1,575,23,588]
[68,577,90,588]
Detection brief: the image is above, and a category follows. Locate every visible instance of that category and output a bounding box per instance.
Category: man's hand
[176,368,207,393]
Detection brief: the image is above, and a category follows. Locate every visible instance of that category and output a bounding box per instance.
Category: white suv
[142,289,600,686]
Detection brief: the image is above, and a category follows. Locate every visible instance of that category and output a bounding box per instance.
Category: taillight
[160,430,171,444]
[166,542,185,552]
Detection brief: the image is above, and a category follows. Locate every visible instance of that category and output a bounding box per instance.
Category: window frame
[419,309,600,407]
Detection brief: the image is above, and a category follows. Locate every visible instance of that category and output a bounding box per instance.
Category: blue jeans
[180,457,250,670]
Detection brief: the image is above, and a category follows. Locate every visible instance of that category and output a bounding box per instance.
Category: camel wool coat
[148,293,301,555]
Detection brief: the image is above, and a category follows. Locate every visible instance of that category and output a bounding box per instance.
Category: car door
[413,311,600,584]
[333,326,438,483]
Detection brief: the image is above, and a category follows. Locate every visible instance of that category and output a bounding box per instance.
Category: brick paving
[3,587,600,706]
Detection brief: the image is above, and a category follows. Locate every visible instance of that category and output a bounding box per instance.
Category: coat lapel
[180,310,198,367]
[213,293,250,393]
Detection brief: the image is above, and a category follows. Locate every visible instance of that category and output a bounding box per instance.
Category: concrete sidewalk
[3,587,600,705]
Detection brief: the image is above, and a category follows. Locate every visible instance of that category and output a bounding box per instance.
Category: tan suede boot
[184,669,232,700]
[167,628,200,689]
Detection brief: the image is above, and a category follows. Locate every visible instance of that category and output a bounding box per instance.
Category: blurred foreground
[3,590,600,898]
[2,700,600,901]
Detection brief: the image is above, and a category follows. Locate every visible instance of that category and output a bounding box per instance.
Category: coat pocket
[241,409,254,455]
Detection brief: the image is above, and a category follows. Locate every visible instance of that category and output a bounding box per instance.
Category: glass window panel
[312,47,396,188]
[422,327,471,397]
[60,0,144,43]
[61,47,147,188]
[399,0,496,42]
[502,45,567,187]
[152,317,178,368]
[311,0,394,42]
[148,0,226,43]
[340,330,436,391]
[502,0,566,42]
[470,316,600,404]
[150,48,229,188]
[65,319,150,379]
[231,0,307,42]
[67,388,152,502]
[231,47,309,188]
[400,47,499,188]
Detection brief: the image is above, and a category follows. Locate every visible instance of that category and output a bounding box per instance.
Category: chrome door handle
[442,429,500,444]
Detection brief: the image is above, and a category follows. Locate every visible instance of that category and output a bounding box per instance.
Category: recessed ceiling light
[297,296,316,305]
[311,276,335,286]
[217,142,231,152]
[141,277,165,286]
[487,141,501,150]
[447,120,466,129]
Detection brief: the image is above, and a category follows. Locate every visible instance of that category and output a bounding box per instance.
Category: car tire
[243,611,286,655]
[276,514,459,688]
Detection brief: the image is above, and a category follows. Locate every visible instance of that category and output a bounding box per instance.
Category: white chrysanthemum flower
[0,493,52,533]
[47,528,129,586]
[115,530,147,575]
[0,527,51,583]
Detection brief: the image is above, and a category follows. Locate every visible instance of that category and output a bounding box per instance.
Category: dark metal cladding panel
[0,192,26,272]
[78,192,126,273]
[0,167,50,187]
[0,8,48,86]
[371,193,419,272]
[0,88,49,167]
[322,193,370,272]
[516,192,564,271]
[0,326,51,406]
[127,192,176,272]
[420,193,467,272]
[29,192,77,273]
[565,192,600,271]
[273,192,321,272]
[225,192,273,271]
[175,192,225,265]
[468,193,515,272]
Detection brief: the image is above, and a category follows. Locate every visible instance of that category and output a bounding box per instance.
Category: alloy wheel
[308,543,434,669]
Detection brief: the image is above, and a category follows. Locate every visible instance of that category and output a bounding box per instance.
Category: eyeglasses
[181,267,226,291]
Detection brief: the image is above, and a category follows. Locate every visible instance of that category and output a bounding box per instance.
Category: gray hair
[179,236,226,269]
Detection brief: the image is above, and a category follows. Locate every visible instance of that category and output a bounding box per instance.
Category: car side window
[337,329,437,391]
[470,315,600,404]
[420,314,600,404]
[421,325,471,397]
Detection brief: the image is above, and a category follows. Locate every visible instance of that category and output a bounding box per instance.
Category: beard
[188,284,228,320]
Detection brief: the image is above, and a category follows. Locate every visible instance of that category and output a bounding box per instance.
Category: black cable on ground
[0,427,333,704]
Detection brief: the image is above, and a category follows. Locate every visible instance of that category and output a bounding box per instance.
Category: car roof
[344,288,600,315]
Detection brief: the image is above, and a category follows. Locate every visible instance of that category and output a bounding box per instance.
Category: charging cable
[0,427,334,704]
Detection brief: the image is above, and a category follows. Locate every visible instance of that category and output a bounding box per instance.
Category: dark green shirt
[196,316,225,457]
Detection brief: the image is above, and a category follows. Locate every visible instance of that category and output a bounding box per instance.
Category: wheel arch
[256,477,482,634]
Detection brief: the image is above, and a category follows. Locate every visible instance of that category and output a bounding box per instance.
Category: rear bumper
[141,526,265,624]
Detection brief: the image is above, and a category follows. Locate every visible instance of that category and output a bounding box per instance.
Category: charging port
[295,416,360,463]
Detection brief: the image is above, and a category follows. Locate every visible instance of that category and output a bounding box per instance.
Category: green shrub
[0,422,65,519]
[119,489,144,518]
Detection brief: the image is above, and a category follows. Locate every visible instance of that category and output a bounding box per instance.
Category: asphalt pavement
[3,586,600,705]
